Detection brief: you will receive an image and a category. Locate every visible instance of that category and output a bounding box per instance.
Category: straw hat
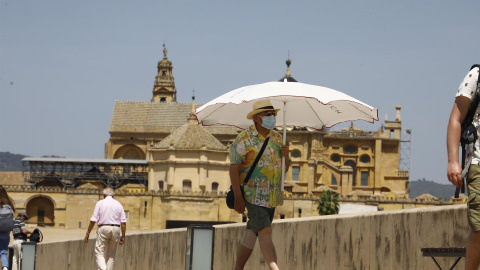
[246,100,280,119]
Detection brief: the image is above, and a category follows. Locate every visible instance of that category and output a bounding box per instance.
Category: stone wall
[34,205,470,270]
[4,186,463,230]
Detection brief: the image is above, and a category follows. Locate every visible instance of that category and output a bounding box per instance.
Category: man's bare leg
[234,244,253,270]
[235,229,257,269]
[466,231,480,270]
[258,227,279,270]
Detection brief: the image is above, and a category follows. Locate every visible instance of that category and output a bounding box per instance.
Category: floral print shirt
[229,125,287,208]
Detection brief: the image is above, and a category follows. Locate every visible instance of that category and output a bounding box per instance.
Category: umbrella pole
[281,102,286,191]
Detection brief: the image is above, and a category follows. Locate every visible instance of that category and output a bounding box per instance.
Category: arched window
[344,160,357,186]
[182,180,192,193]
[113,144,146,160]
[360,155,370,163]
[331,154,340,162]
[26,196,55,226]
[160,97,167,103]
[211,182,219,194]
[344,145,358,154]
[292,150,301,158]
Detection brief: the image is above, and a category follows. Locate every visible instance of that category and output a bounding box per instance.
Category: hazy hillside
[0,152,28,171]
[409,178,457,200]
[0,152,64,171]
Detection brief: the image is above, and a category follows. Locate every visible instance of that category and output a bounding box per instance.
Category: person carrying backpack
[447,64,480,270]
[0,185,15,270]
[12,212,31,270]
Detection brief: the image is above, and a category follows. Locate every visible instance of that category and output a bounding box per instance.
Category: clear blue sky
[1,1,479,185]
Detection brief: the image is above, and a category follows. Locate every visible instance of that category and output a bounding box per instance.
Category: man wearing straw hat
[229,99,291,270]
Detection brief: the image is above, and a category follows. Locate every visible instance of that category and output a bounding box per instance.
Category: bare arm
[84,221,96,243]
[230,163,245,214]
[119,222,126,245]
[447,96,472,187]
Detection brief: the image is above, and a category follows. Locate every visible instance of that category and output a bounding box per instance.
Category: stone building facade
[3,46,418,229]
[106,46,409,198]
[148,112,230,194]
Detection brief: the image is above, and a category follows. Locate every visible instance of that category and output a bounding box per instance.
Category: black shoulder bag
[456,64,480,198]
[226,137,270,209]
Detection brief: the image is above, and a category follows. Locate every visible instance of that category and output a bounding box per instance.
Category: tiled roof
[110,101,238,135]
[0,172,24,185]
[312,185,337,193]
[284,181,294,187]
[116,183,147,190]
[153,120,227,151]
[76,183,102,189]
[291,183,307,193]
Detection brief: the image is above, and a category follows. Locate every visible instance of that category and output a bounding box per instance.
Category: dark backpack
[456,64,480,197]
[30,228,43,243]
[0,205,14,232]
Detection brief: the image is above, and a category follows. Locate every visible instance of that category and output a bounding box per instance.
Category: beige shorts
[467,164,480,231]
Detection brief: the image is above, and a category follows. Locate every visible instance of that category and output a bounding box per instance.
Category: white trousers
[95,226,121,270]
[12,239,23,270]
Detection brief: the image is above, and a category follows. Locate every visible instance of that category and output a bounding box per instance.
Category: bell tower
[152,44,177,103]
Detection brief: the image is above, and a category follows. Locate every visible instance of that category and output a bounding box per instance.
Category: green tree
[316,190,340,215]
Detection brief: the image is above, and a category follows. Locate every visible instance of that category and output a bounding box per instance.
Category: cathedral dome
[153,121,226,151]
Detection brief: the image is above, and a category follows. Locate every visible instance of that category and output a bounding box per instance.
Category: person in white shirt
[84,187,127,270]
[447,65,480,270]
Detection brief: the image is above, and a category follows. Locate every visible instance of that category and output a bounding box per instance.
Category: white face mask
[261,115,276,130]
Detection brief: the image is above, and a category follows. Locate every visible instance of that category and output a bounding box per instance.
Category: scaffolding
[22,157,148,189]
[400,129,412,173]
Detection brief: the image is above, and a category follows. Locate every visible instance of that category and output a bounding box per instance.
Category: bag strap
[38,229,43,242]
[243,137,270,185]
